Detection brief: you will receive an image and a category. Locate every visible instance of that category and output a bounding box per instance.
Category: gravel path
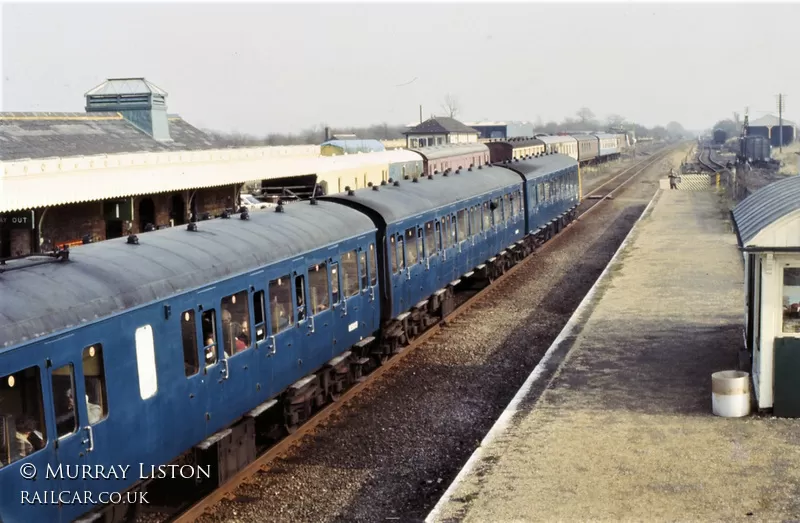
[193,145,686,523]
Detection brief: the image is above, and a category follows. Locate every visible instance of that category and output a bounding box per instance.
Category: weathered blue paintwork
[0,202,380,523]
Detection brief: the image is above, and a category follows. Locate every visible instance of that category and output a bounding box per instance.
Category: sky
[2,2,799,136]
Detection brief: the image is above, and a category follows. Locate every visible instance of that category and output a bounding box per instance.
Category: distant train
[713,129,728,145]
[1,152,581,523]
[261,132,629,200]
[739,135,772,165]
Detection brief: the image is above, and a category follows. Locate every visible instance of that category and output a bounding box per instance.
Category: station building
[0,78,320,258]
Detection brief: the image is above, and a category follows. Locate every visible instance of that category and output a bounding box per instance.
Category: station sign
[0,210,35,230]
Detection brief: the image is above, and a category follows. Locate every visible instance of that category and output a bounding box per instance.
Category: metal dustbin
[711,370,751,418]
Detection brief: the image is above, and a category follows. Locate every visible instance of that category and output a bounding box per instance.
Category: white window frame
[135,325,159,399]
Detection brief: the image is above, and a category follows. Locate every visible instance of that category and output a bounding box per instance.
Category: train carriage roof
[487,138,545,149]
[535,135,577,145]
[0,202,374,349]
[408,143,489,161]
[497,154,578,181]
[321,165,521,225]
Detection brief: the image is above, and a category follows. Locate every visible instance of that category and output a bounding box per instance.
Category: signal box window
[405,228,418,265]
[52,364,77,438]
[308,263,330,314]
[358,251,368,289]
[269,276,293,334]
[368,244,378,286]
[221,290,251,357]
[201,310,218,368]
[82,345,108,425]
[252,291,267,343]
[0,366,46,465]
[342,250,360,297]
[180,310,200,377]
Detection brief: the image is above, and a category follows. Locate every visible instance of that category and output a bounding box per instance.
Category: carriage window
[783,268,800,333]
[441,217,450,249]
[358,251,368,289]
[390,236,398,274]
[135,325,158,400]
[270,276,294,334]
[405,228,418,265]
[295,274,307,321]
[435,221,442,251]
[544,183,551,202]
[330,262,341,303]
[483,202,491,230]
[181,309,200,377]
[342,250,360,297]
[221,290,250,357]
[396,235,405,271]
[504,194,511,222]
[308,263,330,314]
[52,364,77,438]
[201,310,218,368]
[537,183,544,204]
[368,243,378,286]
[253,291,267,343]
[492,198,501,225]
[471,206,481,237]
[450,215,457,245]
[1,366,46,465]
[417,228,424,259]
[82,344,108,425]
[457,209,468,242]
[424,221,436,256]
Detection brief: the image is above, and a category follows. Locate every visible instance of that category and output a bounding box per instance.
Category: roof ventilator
[127,234,139,245]
[387,178,394,184]
[380,180,388,186]
[309,197,318,205]
[220,209,230,219]
[347,189,356,196]
[468,167,473,171]
[275,200,285,213]
[404,174,410,180]
[372,185,379,191]
[427,174,434,180]
[393,181,400,187]
[412,177,419,183]
[478,165,483,169]
[443,171,449,177]
[240,208,250,220]
[187,222,198,232]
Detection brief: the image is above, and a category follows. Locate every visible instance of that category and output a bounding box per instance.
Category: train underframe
[92,205,579,523]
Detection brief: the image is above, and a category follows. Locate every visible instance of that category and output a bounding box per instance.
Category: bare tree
[441,94,461,118]
[606,114,626,127]
[576,107,595,124]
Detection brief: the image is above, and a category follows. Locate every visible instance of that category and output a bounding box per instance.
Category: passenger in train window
[269,277,294,334]
[181,310,200,376]
[330,263,341,304]
[201,310,218,366]
[0,368,47,466]
[235,334,249,352]
[82,345,108,424]
[86,396,103,426]
[308,263,330,313]
[221,291,250,356]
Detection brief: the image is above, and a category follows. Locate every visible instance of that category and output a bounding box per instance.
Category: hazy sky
[3,2,798,135]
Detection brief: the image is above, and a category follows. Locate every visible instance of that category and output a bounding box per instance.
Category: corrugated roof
[732,175,800,247]
[85,78,168,97]
[0,113,221,161]
[404,117,479,135]
[322,165,520,224]
[750,114,796,128]
[0,201,374,349]
[409,143,489,161]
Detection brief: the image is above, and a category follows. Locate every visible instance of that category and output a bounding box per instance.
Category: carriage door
[263,272,299,396]
[304,259,335,371]
[217,288,256,422]
[194,290,226,434]
[333,248,365,352]
[46,349,87,516]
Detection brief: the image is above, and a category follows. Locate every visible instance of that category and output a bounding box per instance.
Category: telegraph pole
[777,94,786,152]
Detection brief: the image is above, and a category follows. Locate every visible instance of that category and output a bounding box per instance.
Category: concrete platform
[428,189,800,522]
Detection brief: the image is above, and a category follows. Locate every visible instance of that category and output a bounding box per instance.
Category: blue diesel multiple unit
[0,153,579,523]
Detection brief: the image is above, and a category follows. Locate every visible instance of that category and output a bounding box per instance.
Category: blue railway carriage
[0,202,381,523]
[323,165,525,353]
[499,153,580,250]
[594,132,620,160]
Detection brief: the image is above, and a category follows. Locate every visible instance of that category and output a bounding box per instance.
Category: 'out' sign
[0,211,35,230]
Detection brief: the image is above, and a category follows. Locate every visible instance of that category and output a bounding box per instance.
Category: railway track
[148,144,680,523]
[697,144,726,173]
